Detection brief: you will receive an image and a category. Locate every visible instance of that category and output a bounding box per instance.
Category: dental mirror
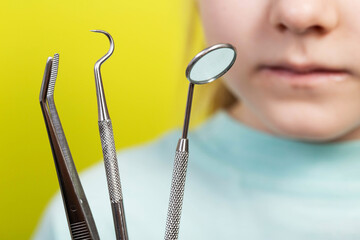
[182,43,237,139]
[164,43,237,240]
[186,43,236,84]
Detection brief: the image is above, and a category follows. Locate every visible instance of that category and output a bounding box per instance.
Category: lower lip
[258,67,349,87]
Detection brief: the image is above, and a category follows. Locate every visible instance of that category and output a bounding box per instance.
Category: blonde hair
[182,0,237,120]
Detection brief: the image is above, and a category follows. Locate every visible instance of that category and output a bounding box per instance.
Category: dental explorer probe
[91,30,128,240]
[164,44,237,240]
[40,54,100,240]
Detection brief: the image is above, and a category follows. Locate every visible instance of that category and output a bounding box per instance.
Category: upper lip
[258,62,350,74]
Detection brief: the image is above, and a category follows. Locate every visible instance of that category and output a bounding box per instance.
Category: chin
[263,110,357,143]
[235,99,360,143]
[273,124,340,143]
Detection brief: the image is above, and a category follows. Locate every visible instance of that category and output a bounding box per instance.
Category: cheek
[221,60,253,101]
[198,0,264,45]
[198,0,269,100]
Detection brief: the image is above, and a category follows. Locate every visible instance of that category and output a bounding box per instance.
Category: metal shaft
[182,83,194,139]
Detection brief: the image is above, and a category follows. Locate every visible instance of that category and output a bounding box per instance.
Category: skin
[198,0,360,143]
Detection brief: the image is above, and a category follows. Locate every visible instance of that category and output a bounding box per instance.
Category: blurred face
[198,0,360,142]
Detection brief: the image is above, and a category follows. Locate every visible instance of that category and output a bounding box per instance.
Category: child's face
[199,0,360,142]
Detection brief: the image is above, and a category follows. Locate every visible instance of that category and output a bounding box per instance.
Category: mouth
[257,63,351,87]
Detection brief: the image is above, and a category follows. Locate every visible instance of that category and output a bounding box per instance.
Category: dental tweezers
[39,54,100,240]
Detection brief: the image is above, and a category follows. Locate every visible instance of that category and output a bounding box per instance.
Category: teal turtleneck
[33,110,360,239]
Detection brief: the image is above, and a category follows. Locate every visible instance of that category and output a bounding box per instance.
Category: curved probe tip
[90,29,104,33]
[91,29,115,121]
[91,29,114,65]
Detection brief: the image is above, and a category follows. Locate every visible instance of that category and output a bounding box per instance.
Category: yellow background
[0,0,204,239]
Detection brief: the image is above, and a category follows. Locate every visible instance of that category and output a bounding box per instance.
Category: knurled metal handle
[165,145,189,240]
[98,119,128,240]
[98,119,123,202]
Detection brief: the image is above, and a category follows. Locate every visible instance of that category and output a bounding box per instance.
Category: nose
[269,0,339,35]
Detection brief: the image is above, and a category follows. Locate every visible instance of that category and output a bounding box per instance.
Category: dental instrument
[91,30,128,240]
[39,54,100,240]
[164,43,237,240]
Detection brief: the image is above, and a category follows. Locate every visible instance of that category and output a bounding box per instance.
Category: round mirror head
[186,43,237,84]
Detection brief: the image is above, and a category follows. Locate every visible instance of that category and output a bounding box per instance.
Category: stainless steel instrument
[164,44,237,240]
[91,30,128,240]
[40,54,100,240]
